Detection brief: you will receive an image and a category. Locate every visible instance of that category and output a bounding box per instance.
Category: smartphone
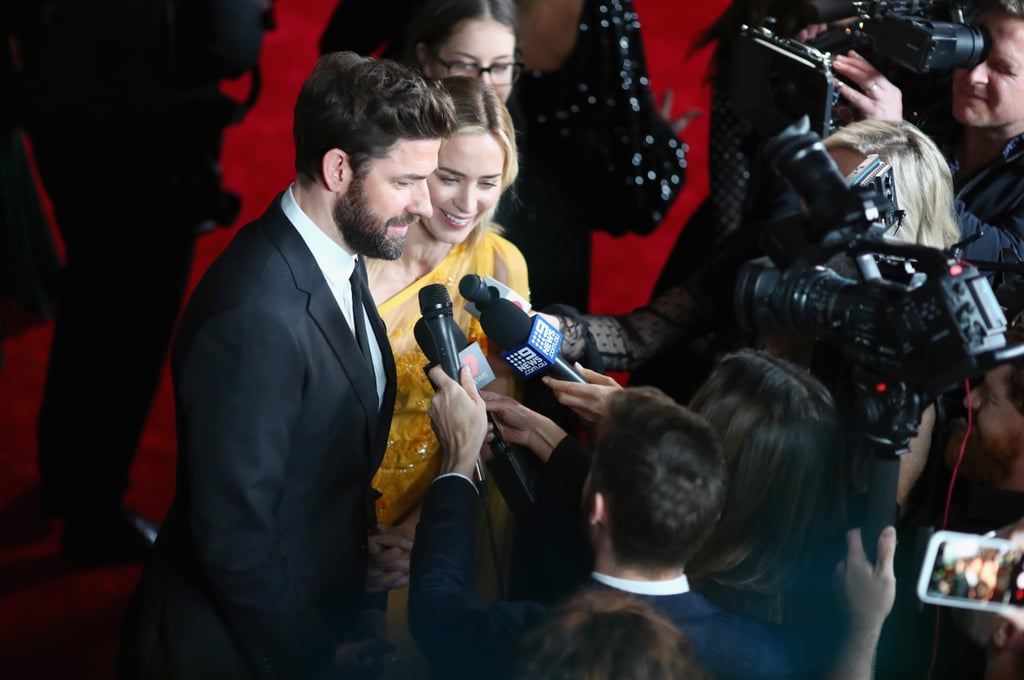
[917,530,1024,613]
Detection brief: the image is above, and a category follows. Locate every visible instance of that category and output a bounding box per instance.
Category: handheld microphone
[418,284,462,381]
[459,274,498,310]
[414,317,496,389]
[415,302,540,513]
[459,274,531,318]
[478,298,587,384]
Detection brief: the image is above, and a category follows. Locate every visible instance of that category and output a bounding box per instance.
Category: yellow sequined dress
[372,232,529,526]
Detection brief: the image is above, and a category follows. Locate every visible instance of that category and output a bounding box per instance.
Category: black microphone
[417,304,540,513]
[478,298,587,384]
[415,316,468,357]
[418,284,463,381]
[458,273,499,310]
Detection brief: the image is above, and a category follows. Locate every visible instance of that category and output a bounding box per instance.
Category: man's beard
[332,176,412,261]
[944,418,1021,487]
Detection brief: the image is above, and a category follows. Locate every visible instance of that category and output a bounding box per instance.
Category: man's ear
[322,148,352,193]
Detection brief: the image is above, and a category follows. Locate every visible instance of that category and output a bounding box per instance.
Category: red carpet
[0,1,721,676]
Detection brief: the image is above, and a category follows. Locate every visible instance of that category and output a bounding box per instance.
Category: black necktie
[349,258,374,365]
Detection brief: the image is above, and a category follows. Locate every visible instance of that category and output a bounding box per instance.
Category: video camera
[804,0,987,73]
[734,116,1023,446]
[733,115,1023,557]
[729,0,986,137]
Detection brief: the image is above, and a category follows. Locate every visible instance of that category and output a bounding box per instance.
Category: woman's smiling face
[421,131,505,245]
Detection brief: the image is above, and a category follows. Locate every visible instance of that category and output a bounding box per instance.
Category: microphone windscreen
[459,274,494,307]
[419,283,452,319]
[479,298,534,350]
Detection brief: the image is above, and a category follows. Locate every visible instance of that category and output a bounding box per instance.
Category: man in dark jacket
[412,371,815,679]
[117,52,457,679]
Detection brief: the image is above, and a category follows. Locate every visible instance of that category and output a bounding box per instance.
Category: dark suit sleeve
[539,437,595,597]
[177,306,338,677]
[408,476,549,678]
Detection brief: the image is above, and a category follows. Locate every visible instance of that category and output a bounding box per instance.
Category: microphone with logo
[413,293,539,512]
[476,297,588,384]
[412,318,496,390]
[418,283,487,484]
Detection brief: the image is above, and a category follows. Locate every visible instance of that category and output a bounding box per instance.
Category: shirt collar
[591,571,690,595]
[948,130,1024,178]
[282,184,357,284]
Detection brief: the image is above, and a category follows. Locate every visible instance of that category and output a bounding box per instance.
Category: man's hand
[542,365,623,425]
[831,50,903,121]
[837,526,897,632]
[427,364,487,478]
[325,609,394,679]
[480,390,568,463]
[365,524,414,593]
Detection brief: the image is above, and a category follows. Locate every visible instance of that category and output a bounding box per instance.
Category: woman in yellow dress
[365,75,529,676]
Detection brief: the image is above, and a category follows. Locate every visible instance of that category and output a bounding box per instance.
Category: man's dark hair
[590,386,727,570]
[293,51,457,183]
[515,588,710,680]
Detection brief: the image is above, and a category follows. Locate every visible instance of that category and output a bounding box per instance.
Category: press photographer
[734,114,1024,557]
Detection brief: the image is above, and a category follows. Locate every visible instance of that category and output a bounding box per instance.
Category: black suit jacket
[120,194,397,679]
[409,454,813,680]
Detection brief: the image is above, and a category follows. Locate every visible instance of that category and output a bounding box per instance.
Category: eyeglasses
[433,56,525,85]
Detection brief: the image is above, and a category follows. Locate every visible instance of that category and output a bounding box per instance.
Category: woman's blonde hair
[824,119,960,249]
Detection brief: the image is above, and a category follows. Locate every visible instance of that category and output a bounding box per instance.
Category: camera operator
[831,0,1024,266]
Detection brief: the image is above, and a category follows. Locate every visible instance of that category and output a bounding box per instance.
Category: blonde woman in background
[823,118,961,249]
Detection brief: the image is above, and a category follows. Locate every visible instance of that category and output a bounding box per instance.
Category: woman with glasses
[320,0,688,316]
[403,0,523,104]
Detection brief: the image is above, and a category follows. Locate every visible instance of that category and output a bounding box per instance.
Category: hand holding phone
[917,530,1024,614]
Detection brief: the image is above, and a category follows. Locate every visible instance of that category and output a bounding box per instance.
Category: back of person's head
[823,119,960,249]
[402,0,520,66]
[515,588,711,680]
[589,386,727,571]
[293,51,457,185]
[686,349,840,622]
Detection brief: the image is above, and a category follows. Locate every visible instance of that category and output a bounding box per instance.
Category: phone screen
[918,531,1024,611]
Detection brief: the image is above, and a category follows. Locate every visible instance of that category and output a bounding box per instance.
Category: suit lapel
[262,199,381,426]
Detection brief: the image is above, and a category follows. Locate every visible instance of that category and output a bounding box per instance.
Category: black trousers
[30,130,199,518]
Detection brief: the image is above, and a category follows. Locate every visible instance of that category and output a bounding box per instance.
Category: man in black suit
[412,369,814,679]
[117,52,457,680]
